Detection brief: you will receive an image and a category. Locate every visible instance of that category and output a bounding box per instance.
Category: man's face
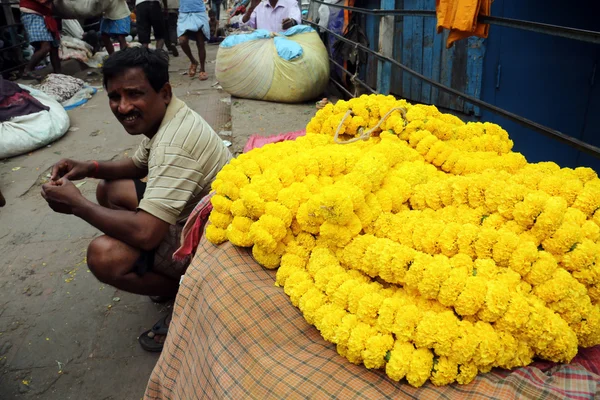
[106,67,171,136]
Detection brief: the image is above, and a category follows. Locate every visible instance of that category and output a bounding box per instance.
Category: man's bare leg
[102,33,115,55]
[87,179,179,296]
[49,46,61,74]
[24,41,51,74]
[87,235,179,296]
[195,30,206,73]
[178,34,198,66]
[117,35,128,51]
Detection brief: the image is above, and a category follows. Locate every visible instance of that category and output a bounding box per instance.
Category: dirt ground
[0,43,317,398]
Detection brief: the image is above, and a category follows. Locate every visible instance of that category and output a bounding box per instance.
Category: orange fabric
[436,0,491,48]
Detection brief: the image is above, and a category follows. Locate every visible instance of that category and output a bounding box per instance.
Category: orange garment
[436,0,491,48]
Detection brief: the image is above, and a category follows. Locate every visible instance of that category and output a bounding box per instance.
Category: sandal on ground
[138,314,171,352]
[22,71,42,81]
[188,63,198,78]
[198,71,208,81]
[149,295,174,303]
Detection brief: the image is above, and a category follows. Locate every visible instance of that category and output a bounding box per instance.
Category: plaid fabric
[100,16,131,36]
[145,235,600,399]
[21,12,59,46]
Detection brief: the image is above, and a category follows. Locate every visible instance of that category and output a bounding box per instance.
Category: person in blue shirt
[178,0,210,80]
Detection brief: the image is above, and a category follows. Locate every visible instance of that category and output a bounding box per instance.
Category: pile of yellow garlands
[207,94,600,387]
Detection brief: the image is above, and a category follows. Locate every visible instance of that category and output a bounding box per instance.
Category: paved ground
[0,38,322,398]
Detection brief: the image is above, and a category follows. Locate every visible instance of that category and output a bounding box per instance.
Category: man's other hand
[51,159,94,181]
[41,178,85,215]
[282,18,296,30]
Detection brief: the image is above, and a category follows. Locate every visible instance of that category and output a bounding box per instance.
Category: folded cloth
[0,78,49,121]
[436,0,491,48]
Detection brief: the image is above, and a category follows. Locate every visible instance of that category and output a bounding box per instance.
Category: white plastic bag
[62,19,84,39]
[0,85,70,159]
[54,0,111,19]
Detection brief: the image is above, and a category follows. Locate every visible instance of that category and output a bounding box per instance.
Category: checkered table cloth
[145,235,600,399]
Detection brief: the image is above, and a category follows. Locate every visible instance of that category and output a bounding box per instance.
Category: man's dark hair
[208,9,215,18]
[102,47,170,92]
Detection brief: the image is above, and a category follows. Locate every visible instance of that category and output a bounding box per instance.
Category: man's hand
[51,159,94,181]
[41,178,85,215]
[282,18,296,30]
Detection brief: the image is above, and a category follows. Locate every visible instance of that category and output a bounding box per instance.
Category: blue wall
[480,0,600,171]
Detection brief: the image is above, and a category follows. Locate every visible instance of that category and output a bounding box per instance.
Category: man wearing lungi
[177,0,210,80]
[41,47,231,351]
[19,0,61,79]
[101,0,132,55]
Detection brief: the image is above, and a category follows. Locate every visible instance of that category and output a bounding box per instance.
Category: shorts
[21,13,60,47]
[133,180,191,279]
[136,1,166,43]
[100,16,131,36]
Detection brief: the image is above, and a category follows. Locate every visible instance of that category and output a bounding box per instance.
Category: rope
[334,107,407,144]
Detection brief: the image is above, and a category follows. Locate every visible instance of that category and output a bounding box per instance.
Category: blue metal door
[390,0,486,115]
[479,0,600,169]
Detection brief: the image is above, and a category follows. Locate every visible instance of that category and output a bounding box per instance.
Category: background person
[242,0,300,32]
[41,47,231,352]
[136,0,166,49]
[19,0,61,79]
[177,0,210,80]
[101,0,131,55]
[162,0,180,56]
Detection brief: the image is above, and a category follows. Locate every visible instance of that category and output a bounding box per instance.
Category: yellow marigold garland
[207,94,600,387]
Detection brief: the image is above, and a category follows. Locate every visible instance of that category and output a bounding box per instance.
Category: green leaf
[384,351,391,363]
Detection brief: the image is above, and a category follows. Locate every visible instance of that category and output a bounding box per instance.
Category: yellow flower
[205,224,227,244]
[431,356,458,386]
[386,341,414,381]
[362,334,394,369]
[456,363,478,385]
[406,347,434,388]
[454,276,487,316]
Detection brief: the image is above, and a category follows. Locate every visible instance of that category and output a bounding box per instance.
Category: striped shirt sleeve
[138,145,205,225]
[132,137,151,169]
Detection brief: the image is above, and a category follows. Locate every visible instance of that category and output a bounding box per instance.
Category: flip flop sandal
[22,71,42,81]
[138,329,165,352]
[138,314,171,352]
[198,72,208,81]
[149,295,175,303]
[188,63,198,78]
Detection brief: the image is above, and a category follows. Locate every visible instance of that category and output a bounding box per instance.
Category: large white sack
[216,26,329,103]
[0,85,70,159]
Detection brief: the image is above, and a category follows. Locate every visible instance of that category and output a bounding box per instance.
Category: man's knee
[87,236,120,284]
[96,179,109,206]
[39,41,51,54]
[178,36,188,46]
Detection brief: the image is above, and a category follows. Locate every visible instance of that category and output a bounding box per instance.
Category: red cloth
[173,194,214,262]
[242,129,306,153]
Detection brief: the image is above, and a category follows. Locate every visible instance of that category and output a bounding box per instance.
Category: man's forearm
[242,7,255,23]
[93,158,147,181]
[73,198,159,250]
